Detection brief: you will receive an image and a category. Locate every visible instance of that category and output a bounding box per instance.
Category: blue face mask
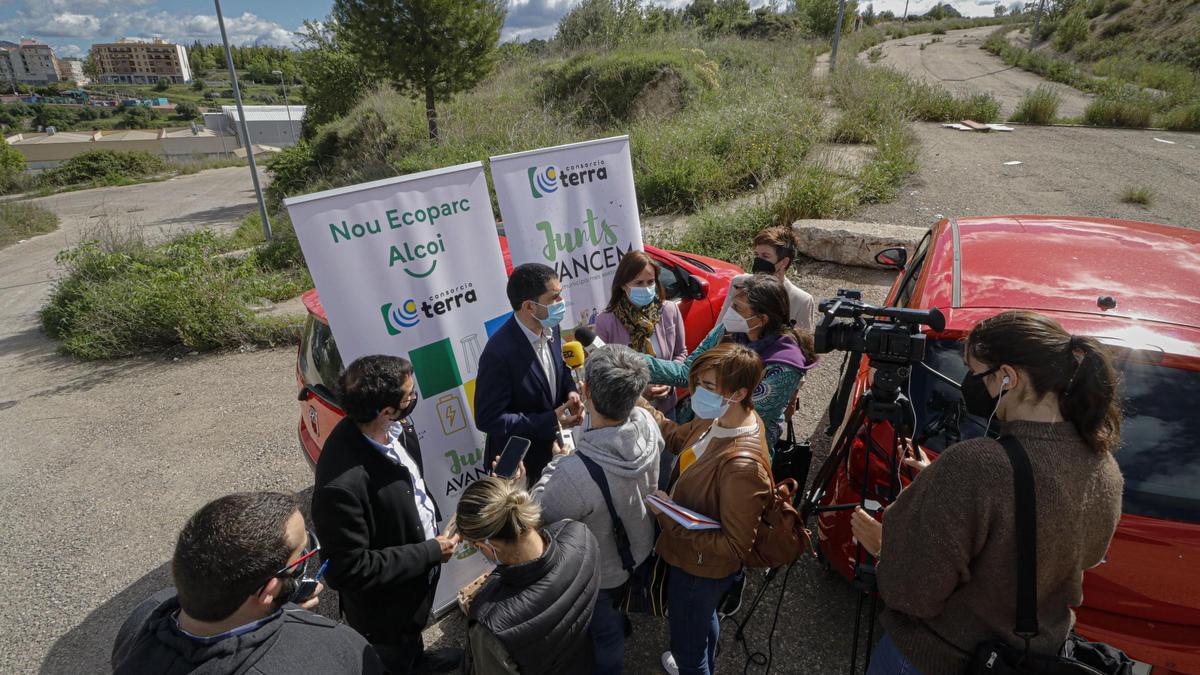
[690,386,732,420]
[535,300,566,328]
[627,285,657,307]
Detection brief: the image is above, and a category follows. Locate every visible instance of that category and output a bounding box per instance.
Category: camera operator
[644,274,814,451]
[850,310,1124,675]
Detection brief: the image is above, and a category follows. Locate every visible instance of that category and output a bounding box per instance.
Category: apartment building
[0,40,62,87]
[91,38,192,85]
[60,58,89,86]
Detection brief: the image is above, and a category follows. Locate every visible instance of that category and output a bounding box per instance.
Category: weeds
[0,201,59,249]
[40,150,168,189]
[1084,89,1155,127]
[1160,102,1200,132]
[1009,86,1062,124]
[867,47,883,63]
[1119,185,1153,205]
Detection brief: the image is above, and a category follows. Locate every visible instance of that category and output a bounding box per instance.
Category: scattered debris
[942,123,1014,132]
[962,120,990,131]
[987,124,1015,132]
[1003,161,1023,165]
[1153,138,1176,145]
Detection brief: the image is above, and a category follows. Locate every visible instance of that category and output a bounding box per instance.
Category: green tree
[0,140,25,177]
[119,106,159,129]
[82,55,99,81]
[685,0,715,25]
[556,0,644,49]
[995,4,1008,16]
[1053,9,1089,51]
[153,79,170,92]
[796,0,857,37]
[174,102,200,120]
[333,0,506,140]
[295,19,375,136]
[246,57,273,84]
[191,78,205,92]
[32,105,74,130]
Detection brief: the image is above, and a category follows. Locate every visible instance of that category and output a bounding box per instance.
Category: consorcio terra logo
[380,299,421,335]
[527,161,608,199]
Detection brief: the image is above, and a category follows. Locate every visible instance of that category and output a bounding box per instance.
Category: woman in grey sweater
[851,310,1124,675]
[532,344,664,674]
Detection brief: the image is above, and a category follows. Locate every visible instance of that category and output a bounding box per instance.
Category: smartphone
[291,559,329,604]
[494,436,531,479]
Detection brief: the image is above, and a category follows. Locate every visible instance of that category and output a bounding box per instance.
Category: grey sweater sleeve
[530,455,591,524]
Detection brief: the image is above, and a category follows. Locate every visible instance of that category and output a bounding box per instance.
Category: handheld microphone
[574,325,606,354]
[562,341,585,369]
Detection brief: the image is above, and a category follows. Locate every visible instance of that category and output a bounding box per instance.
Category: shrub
[1106,0,1131,14]
[0,201,58,248]
[119,106,159,129]
[174,101,200,120]
[40,150,169,188]
[769,166,858,224]
[154,79,170,92]
[191,79,205,91]
[41,229,306,359]
[1083,90,1154,127]
[677,201,772,266]
[855,123,918,204]
[544,49,718,124]
[932,26,947,35]
[1160,102,1200,132]
[1119,185,1153,205]
[867,47,883,63]
[796,0,859,38]
[1053,10,1090,52]
[1009,85,1061,124]
[1,140,25,177]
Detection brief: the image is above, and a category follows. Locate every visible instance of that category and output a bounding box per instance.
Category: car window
[891,230,933,309]
[658,264,683,301]
[674,254,714,273]
[909,341,1200,524]
[301,315,343,399]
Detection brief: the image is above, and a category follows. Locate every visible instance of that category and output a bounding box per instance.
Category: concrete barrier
[792,219,926,268]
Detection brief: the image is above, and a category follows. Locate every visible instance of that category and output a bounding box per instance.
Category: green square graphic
[409,338,463,398]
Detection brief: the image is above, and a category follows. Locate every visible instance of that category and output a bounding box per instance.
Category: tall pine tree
[332,0,506,140]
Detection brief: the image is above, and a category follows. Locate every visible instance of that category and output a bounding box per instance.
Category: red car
[815,216,1200,674]
[296,237,741,467]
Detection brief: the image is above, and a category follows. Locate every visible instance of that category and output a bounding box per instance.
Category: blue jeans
[591,588,625,674]
[667,566,738,675]
[867,633,925,675]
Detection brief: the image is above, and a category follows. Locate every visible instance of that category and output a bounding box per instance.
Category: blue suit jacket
[474,315,577,484]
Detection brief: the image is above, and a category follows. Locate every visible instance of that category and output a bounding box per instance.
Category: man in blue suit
[475,263,583,485]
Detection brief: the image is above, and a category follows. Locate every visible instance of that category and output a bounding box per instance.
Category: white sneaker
[661,651,679,675]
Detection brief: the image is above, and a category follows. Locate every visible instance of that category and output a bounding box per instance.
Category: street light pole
[215,0,272,241]
[272,68,294,145]
[829,0,849,74]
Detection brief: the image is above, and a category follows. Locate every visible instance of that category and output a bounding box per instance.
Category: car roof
[934,216,1200,329]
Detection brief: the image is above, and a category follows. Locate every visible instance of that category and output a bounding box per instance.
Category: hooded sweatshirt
[111,588,384,675]
[531,406,663,589]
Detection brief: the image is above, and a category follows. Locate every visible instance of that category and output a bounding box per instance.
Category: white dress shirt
[364,422,438,541]
[516,317,557,399]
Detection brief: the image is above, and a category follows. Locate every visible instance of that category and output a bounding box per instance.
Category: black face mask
[751,257,778,275]
[960,366,1000,418]
[397,395,418,420]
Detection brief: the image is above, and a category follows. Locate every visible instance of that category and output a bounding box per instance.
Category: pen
[313,559,330,581]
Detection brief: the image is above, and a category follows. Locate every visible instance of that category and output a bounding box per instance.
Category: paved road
[866,26,1094,119]
[858,123,1200,231]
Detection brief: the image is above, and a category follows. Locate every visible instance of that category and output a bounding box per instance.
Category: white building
[204,105,306,148]
[91,38,191,85]
[0,40,61,86]
[61,59,89,86]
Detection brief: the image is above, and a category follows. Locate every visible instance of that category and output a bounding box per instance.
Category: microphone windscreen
[562,341,585,369]
[575,325,605,350]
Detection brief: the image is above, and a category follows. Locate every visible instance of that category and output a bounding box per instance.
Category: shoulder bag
[968,436,1134,675]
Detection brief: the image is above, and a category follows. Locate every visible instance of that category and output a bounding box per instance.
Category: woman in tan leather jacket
[645,343,774,675]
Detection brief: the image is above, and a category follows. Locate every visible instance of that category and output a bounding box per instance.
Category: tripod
[802,359,917,675]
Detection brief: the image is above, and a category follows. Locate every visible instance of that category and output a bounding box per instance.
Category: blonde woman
[456,476,601,675]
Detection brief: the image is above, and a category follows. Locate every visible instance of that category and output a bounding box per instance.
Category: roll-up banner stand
[284,162,510,612]
[489,136,645,337]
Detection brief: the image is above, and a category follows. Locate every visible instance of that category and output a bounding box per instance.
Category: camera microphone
[573,325,606,354]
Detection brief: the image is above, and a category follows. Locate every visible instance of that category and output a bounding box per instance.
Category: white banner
[490,136,644,335]
[284,162,510,612]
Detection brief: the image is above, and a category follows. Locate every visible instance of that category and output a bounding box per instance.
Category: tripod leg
[863,588,879,672]
[850,590,864,675]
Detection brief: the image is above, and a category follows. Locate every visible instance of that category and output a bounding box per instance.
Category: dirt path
[856,123,1200,231]
[865,26,1094,118]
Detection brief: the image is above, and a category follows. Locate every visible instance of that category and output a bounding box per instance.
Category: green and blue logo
[528,165,559,199]
[381,299,421,335]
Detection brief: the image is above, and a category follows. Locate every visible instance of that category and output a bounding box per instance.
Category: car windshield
[910,340,1200,524]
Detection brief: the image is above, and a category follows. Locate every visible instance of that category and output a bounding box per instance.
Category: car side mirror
[875,247,908,269]
[687,275,708,300]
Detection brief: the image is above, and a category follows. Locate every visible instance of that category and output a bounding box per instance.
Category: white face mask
[723,311,754,334]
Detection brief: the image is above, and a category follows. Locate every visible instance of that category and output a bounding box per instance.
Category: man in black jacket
[111,491,382,674]
[312,355,462,673]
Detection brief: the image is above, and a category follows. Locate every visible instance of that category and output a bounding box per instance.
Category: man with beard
[312,355,463,673]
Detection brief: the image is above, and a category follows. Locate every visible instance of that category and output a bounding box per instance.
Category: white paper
[647,494,721,530]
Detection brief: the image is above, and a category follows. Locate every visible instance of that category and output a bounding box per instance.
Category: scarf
[730,331,814,371]
[614,296,662,355]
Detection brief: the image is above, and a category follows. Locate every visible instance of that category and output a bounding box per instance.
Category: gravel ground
[0,250,892,673]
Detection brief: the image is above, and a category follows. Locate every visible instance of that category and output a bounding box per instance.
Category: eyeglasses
[274,528,320,578]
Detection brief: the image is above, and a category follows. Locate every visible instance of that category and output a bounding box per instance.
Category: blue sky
[0,0,999,58]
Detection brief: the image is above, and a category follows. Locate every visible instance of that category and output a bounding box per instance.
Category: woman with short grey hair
[531,344,665,674]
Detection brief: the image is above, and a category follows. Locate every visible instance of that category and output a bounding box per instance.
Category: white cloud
[56,43,83,57]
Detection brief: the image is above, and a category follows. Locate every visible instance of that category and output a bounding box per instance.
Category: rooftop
[219,105,307,123]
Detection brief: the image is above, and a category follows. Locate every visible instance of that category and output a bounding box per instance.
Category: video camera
[814,289,946,367]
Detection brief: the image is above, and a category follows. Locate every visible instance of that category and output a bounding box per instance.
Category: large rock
[792,219,926,268]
